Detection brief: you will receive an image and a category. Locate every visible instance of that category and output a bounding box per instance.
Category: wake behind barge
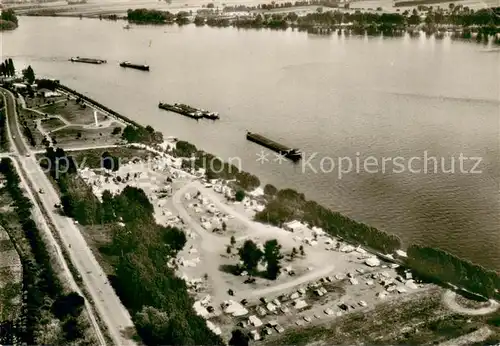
[119,61,150,71]
[69,57,106,64]
[158,102,220,120]
[246,131,302,161]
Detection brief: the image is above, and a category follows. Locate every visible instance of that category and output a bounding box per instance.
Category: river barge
[119,61,150,71]
[158,102,220,120]
[246,131,302,161]
[69,57,106,64]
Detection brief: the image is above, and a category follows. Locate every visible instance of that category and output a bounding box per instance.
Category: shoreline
[45,81,500,299]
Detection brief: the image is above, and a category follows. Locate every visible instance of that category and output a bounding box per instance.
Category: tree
[112,126,121,135]
[230,235,236,247]
[52,292,85,319]
[222,221,227,231]
[226,245,232,254]
[229,329,250,346]
[299,245,305,256]
[291,247,298,259]
[134,306,171,345]
[8,59,14,77]
[22,65,35,84]
[235,190,245,202]
[162,226,187,254]
[101,190,115,223]
[264,184,278,196]
[264,239,282,280]
[101,151,119,171]
[238,240,263,274]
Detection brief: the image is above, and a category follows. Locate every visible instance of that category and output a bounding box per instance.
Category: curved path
[172,180,337,302]
[443,290,499,315]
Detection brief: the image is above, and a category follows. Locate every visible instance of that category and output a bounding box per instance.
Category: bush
[235,190,245,202]
[52,292,85,319]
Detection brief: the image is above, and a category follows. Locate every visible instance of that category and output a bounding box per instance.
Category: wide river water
[2,17,499,270]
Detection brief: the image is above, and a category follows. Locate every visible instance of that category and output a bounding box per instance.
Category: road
[1,88,136,345]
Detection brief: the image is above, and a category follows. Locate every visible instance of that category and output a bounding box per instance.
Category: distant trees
[0,9,18,30]
[122,125,163,144]
[36,79,59,91]
[239,240,263,274]
[127,8,174,23]
[406,245,500,299]
[0,59,15,77]
[22,65,35,85]
[255,187,402,254]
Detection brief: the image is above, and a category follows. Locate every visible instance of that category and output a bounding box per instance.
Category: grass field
[41,117,66,132]
[50,123,122,147]
[40,100,108,125]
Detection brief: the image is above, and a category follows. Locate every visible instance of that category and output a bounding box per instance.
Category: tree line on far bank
[0,9,18,31]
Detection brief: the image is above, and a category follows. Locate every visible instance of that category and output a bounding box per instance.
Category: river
[2,16,499,270]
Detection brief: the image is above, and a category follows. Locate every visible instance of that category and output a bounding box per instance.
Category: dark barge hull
[70,57,106,64]
[119,62,150,71]
[158,102,219,120]
[246,132,302,161]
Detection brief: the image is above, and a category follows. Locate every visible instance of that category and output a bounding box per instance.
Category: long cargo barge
[119,61,149,71]
[69,57,106,64]
[246,131,302,161]
[158,102,220,120]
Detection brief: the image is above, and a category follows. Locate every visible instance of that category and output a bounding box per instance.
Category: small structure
[395,250,408,258]
[274,324,285,333]
[223,300,248,317]
[365,257,381,267]
[292,299,308,310]
[324,308,334,315]
[250,330,260,341]
[349,278,359,285]
[193,301,209,318]
[280,305,290,314]
[314,289,324,297]
[340,245,355,253]
[283,220,304,232]
[206,321,222,336]
[248,315,263,327]
[405,280,418,290]
[266,302,277,313]
[37,88,60,98]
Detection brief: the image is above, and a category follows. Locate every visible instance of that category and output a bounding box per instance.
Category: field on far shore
[6,0,499,17]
